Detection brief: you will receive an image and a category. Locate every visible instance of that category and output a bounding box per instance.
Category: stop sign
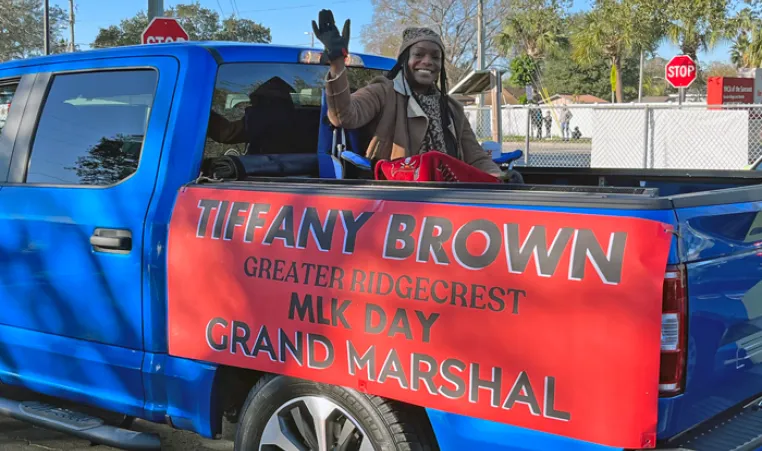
[142,17,189,45]
[665,55,697,89]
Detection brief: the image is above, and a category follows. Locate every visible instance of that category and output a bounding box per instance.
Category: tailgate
[658,190,762,439]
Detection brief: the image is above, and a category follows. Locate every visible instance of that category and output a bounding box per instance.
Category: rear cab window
[203,62,384,159]
[0,82,18,136]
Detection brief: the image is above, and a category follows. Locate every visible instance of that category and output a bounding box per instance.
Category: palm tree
[497,0,569,60]
[571,0,662,102]
[663,0,732,64]
[730,8,762,69]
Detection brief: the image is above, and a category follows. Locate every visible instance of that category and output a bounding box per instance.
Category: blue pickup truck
[0,41,761,451]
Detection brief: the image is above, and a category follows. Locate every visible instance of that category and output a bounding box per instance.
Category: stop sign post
[665,55,697,104]
[142,17,189,45]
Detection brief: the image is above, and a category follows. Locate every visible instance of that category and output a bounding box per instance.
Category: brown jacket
[324,68,502,177]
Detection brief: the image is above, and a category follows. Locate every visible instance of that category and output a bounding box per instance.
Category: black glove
[498,169,524,184]
[311,9,350,62]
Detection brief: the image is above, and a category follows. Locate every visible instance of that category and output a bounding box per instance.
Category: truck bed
[201,153,762,207]
[195,159,762,444]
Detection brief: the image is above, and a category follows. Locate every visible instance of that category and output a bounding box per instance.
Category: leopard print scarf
[412,89,456,157]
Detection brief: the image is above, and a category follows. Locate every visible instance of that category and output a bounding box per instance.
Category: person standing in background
[560,105,572,141]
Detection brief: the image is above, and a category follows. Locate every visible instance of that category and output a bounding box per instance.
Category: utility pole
[477,0,484,71]
[148,0,164,21]
[43,0,50,55]
[638,49,644,102]
[476,0,485,131]
[69,0,75,52]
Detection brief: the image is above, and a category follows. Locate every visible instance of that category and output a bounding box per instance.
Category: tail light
[660,265,687,396]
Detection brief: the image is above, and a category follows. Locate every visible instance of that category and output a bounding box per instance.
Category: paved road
[0,417,234,450]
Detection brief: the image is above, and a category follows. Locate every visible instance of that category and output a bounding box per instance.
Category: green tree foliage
[509,54,540,87]
[94,1,271,49]
[0,0,68,62]
[570,0,663,103]
[541,52,642,101]
[663,0,735,64]
[497,0,570,60]
[729,5,762,68]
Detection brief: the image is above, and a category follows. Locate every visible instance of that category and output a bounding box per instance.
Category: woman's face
[407,41,442,88]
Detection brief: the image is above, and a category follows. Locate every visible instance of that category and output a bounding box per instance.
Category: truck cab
[0,41,398,449]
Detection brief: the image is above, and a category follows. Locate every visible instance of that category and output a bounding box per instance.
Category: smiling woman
[311,9,502,178]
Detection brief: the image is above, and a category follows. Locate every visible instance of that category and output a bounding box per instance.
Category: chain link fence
[464,103,762,170]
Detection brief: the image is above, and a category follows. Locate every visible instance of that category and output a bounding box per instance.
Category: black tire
[234,374,439,451]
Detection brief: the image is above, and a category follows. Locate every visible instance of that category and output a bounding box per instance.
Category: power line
[215,0,226,17]
[229,0,241,17]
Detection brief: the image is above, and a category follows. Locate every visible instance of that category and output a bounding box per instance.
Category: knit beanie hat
[398,27,445,58]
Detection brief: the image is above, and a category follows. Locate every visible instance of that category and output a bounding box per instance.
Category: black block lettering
[439,358,467,399]
[411,353,438,394]
[196,199,220,238]
[503,371,541,416]
[347,341,376,380]
[244,203,270,243]
[252,325,277,361]
[297,207,338,251]
[469,363,502,407]
[264,205,295,247]
[288,292,315,323]
[378,348,409,389]
[212,200,230,239]
[387,308,413,340]
[341,211,374,254]
[505,225,573,277]
[331,298,351,329]
[570,230,628,285]
[205,317,228,351]
[279,329,304,366]
[230,321,252,355]
[224,201,250,240]
[307,333,334,369]
[544,376,571,421]
[452,219,501,270]
[383,214,416,260]
[415,311,440,343]
[365,304,386,335]
[417,217,452,264]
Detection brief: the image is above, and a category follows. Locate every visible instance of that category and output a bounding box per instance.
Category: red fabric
[374,151,500,183]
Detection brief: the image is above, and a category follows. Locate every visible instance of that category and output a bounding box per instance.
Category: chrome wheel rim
[259,395,375,451]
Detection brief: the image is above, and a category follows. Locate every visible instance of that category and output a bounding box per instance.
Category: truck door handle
[90,228,132,253]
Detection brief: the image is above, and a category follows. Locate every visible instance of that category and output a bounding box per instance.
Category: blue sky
[53,0,732,64]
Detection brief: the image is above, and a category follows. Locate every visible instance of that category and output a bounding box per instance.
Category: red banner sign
[167,186,673,449]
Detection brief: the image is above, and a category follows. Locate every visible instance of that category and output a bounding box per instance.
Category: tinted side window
[0,83,18,136]
[26,70,158,185]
